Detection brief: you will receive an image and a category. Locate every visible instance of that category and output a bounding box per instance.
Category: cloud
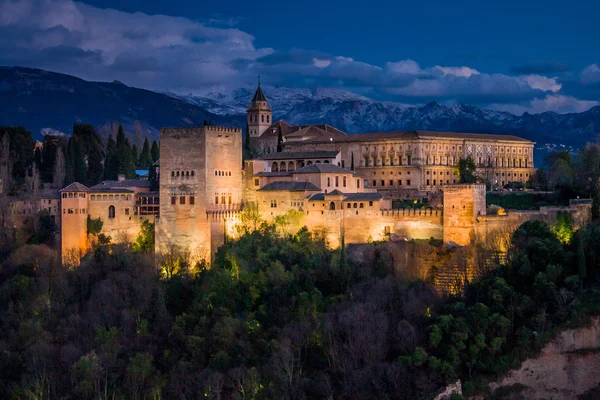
[490,94,598,115]
[0,0,595,115]
[521,75,561,92]
[511,62,571,74]
[0,0,272,91]
[581,64,600,85]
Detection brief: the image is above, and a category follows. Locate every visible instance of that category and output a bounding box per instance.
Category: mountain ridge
[1,66,599,149]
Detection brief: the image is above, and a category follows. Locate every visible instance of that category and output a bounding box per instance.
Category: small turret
[247,78,272,138]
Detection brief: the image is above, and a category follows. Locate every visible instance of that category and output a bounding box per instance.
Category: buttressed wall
[155,126,242,263]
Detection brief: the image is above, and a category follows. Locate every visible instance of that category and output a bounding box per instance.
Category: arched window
[171,171,175,177]
[288,161,294,171]
[261,115,264,123]
[176,171,180,177]
[329,202,336,210]
[267,115,270,123]
[346,203,351,209]
[272,162,279,172]
[307,161,313,166]
[186,171,189,177]
[108,205,115,219]
[229,171,231,176]
[191,171,195,176]
[353,203,357,208]
[359,203,364,208]
[280,162,287,172]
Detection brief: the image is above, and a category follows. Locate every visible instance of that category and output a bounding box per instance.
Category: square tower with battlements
[155,125,243,263]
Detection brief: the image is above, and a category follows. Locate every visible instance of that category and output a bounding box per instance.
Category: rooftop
[254,171,293,177]
[252,84,268,103]
[89,188,135,194]
[294,130,532,144]
[61,182,89,192]
[91,179,151,190]
[259,150,339,160]
[258,181,321,191]
[309,192,387,201]
[292,163,355,175]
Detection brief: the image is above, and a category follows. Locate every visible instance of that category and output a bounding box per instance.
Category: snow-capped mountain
[168,86,600,147]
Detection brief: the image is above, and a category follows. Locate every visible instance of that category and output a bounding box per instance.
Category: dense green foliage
[537,144,600,218]
[0,126,35,189]
[2,215,600,399]
[454,157,477,184]
[486,192,568,210]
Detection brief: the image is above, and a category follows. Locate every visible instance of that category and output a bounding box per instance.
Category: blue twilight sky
[1,0,599,114]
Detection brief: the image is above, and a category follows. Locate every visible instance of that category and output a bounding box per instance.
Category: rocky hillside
[486,317,600,399]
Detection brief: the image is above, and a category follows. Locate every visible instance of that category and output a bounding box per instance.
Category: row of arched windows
[215,170,232,177]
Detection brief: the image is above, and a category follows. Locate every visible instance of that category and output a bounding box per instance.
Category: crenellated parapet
[380,208,443,217]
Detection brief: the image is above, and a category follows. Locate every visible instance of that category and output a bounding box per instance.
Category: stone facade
[250,86,535,196]
[52,85,592,266]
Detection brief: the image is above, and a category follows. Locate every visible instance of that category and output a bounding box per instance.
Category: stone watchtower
[247,81,272,138]
[442,184,486,246]
[60,182,90,265]
[155,125,243,264]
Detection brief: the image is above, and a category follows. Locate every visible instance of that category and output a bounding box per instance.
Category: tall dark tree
[131,144,139,169]
[103,134,118,181]
[63,140,75,186]
[454,157,477,184]
[245,122,251,151]
[0,126,35,182]
[71,137,87,184]
[276,124,283,152]
[113,125,135,179]
[139,138,152,170]
[34,147,42,168]
[72,124,104,186]
[151,140,159,163]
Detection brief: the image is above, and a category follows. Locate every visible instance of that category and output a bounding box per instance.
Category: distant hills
[1,66,599,149]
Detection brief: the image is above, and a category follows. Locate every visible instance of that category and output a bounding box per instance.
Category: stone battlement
[442,184,487,192]
[160,126,242,138]
[380,208,442,217]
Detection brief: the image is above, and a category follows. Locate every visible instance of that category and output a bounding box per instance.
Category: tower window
[171,197,176,205]
[261,115,264,123]
[108,205,115,219]
[189,196,195,205]
[180,196,185,205]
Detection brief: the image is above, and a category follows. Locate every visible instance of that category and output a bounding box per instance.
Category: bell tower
[247,78,272,137]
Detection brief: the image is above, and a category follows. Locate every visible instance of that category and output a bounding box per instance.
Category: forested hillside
[1,210,600,398]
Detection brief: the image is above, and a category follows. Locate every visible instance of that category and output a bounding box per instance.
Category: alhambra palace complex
[30,84,588,265]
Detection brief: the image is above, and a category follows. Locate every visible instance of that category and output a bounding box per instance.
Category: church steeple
[247,78,272,138]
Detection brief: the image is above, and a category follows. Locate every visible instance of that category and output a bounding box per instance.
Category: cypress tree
[245,122,251,151]
[151,140,159,162]
[139,138,152,169]
[103,134,118,180]
[276,125,283,152]
[63,140,75,186]
[72,138,87,184]
[131,144,139,169]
